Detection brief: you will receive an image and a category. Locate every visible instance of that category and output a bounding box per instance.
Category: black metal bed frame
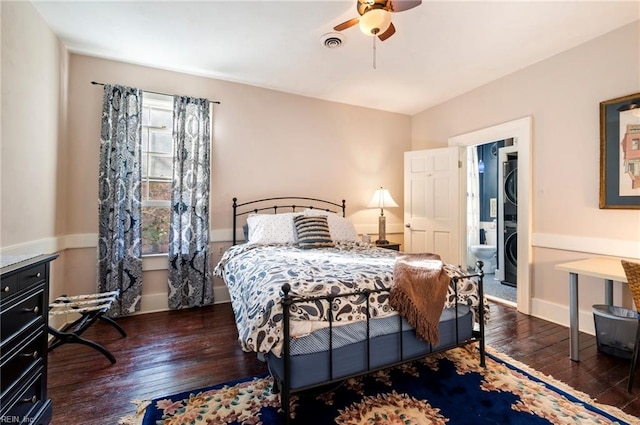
[232,197,346,245]
[231,197,486,424]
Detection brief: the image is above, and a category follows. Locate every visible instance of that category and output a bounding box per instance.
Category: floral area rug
[119,346,638,425]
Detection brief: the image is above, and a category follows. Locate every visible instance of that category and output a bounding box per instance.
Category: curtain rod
[90,81,220,105]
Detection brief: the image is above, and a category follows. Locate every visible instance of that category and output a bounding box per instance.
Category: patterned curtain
[168,96,213,309]
[97,84,143,317]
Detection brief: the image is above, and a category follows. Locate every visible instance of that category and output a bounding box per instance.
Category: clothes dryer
[502,220,517,287]
[503,158,518,221]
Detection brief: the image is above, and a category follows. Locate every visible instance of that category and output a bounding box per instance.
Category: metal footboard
[276,261,486,424]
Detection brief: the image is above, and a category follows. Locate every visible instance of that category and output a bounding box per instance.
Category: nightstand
[375,242,401,251]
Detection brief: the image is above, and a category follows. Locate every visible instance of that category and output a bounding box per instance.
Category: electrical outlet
[218,246,225,255]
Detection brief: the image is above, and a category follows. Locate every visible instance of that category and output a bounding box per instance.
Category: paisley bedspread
[214,241,487,357]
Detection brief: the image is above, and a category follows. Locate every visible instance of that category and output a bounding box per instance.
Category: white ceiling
[32,0,639,115]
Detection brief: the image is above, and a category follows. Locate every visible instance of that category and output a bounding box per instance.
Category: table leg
[605,279,613,305]
[569,272,580,361]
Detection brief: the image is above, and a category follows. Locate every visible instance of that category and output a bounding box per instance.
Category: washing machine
[503,158,518,221]
[502,220,517,287]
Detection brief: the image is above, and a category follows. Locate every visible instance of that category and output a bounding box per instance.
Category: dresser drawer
[1,368,48,423]
[0,273,18,300]
[1,327,45,397]
[1,262,46,301]
[0,285,45,347]
[19,263,46,291]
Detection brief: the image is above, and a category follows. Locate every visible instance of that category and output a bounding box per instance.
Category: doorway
[466,140,517,305]
[449,117,532,315]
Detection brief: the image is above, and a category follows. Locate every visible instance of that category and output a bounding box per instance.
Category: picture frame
[599,92,640,209]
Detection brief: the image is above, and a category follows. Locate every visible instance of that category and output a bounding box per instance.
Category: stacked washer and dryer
[501,154,518,287]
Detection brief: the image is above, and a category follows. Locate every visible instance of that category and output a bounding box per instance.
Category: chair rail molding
[532,233,640,259]
[3,230,637,259]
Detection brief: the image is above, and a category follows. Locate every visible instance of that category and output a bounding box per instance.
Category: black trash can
[593,304,638,359]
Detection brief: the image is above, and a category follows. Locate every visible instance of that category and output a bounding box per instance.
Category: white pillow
[304,209,359,242]
[247,213,300,244]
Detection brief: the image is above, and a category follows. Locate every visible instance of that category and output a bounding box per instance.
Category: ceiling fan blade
[334,17,359,32]
[387,0,422,12]
[617,101,640,112]
[378,22,396,41]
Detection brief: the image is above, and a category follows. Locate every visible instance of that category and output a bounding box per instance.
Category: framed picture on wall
[599,92,640,209]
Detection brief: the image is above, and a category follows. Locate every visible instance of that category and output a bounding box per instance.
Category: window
[141,94,174,255]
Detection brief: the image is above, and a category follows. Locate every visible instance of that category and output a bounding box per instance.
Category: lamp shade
[368,187,399,210]
[359,8,392,36]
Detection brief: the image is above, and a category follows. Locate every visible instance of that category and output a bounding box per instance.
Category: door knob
[405,223,411,228]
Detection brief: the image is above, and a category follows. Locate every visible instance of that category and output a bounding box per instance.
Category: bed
[214,197,487,423]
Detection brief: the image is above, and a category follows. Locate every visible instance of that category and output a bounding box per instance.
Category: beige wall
[1,1,67,247]
[1,1,68,314]
[66,54,410,235]
[412,21,640,328]
[59,54,410,309]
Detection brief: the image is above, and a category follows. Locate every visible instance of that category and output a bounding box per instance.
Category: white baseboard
[138,293,169,314]
[48,286,233,335]
[214,285,231,304]
[132,285,231,315]
[530,297,595,336]
[134,291,593,338]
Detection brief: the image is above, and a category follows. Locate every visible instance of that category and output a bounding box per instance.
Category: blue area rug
[119,346,637,425]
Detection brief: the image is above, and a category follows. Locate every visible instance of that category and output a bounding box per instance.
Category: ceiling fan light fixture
[359,8,391,36]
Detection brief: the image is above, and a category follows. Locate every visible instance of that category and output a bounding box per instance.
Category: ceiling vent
[321,33,344,49]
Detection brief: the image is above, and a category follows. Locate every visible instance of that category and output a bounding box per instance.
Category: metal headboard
[232,197,346,245]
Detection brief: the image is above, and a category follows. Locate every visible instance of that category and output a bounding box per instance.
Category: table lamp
[367,187,398,245]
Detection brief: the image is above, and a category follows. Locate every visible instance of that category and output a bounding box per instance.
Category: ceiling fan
[333,0,422,41]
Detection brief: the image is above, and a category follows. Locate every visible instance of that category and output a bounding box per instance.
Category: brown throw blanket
[390,253,451,345]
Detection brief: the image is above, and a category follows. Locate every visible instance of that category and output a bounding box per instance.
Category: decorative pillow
[242,223,249,241]
[304,209,359,242]
[294,215,335,249]
[246,213,299,244]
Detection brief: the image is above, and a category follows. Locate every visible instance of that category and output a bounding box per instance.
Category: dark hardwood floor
[47,301,640,424]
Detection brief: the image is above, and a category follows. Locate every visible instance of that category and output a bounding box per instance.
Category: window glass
[149,154,173,179]
[148,181,172,201]
[150,132,173,154]
[141,94,174,255]
[141,205,171,255]
[148,107,172,129]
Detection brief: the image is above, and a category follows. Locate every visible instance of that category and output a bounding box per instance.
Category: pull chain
[373,35,377,69]
[370,27,379,70]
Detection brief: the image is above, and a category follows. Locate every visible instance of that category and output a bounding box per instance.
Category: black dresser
[1,253,58,425]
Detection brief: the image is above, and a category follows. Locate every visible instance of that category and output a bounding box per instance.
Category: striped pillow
[294,215,334,249]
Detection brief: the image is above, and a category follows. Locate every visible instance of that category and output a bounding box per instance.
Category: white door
[404,147,463,265]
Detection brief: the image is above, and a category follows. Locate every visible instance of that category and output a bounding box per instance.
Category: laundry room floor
[482,273,517,303]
